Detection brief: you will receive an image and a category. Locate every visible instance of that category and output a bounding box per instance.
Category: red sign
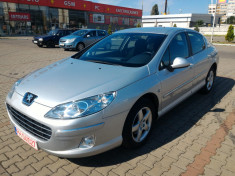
[92,3,105,13]
[9,12,31,21]
[2,0,142,17]
[18,0,48,6]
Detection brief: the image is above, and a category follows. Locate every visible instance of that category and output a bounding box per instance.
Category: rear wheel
[76,43,85,51]
[37,44,43,48]
[200,67,216,94]
[122,98,156,148]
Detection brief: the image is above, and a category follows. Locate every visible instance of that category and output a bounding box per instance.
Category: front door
[158,32,194,111]
[84,31,97,46]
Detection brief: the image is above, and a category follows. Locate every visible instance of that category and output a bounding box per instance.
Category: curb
[0,37,33,40]
[213,43,235,46]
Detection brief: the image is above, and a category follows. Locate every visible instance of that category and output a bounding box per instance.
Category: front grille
[6,104,52,141]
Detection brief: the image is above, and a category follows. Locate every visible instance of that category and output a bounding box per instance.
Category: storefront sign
[9,12,31,21]
[2,0,142,17]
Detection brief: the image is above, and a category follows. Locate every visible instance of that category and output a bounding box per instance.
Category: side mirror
[86,35,91,38]
[171,57,191,69]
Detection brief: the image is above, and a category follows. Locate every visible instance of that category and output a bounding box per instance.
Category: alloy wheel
[132,107,152,143]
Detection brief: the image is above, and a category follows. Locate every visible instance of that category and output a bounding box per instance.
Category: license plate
[34,41,38,44]
[15,127,38,150]
[60,43,64,46]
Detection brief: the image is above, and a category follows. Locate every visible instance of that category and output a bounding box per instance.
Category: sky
[91,0,213,15]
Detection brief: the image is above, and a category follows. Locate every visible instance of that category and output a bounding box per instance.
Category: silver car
[6,27,219,158]
[59,29,108,51]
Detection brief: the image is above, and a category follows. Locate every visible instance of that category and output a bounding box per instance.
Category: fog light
[79,135,95,149]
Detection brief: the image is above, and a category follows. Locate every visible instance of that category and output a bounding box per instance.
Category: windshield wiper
[86,60,122,66]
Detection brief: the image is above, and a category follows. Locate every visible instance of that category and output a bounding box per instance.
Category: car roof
[115,27,196,35]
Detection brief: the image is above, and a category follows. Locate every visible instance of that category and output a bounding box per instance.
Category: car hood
[15,58,149,107]
[61,35,81,40]
[34,35,51,40]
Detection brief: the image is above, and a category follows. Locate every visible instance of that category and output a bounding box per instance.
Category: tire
[46,41,55,48]
[76,43,85,51]
[64,49,69,51]
[200,67,216,94]
[37,45,43,48]
[122,98,156,148]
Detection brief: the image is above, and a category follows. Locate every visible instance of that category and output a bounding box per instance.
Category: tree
[151,4,159,15]
[173,24,177,27]
[194,25,200,32]
[108,24,112,35]
[136,23,141,28]
[226,16,235,24]
[196,20,204,27]
[225,25,234,42]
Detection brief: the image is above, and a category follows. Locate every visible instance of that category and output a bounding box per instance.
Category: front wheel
[200,68,215,94]
[122,98,156,148]
[76,43,85,51]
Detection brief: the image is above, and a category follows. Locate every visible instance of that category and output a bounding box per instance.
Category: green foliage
[196,20,204,27]
[225,25,234,42]
[194,25,200,32]
[136,23,141,28]
[151,4,159,15]
[120,27,124,30]
[108,24,112,35]
[226,16,235,24]
[173,24,177,27]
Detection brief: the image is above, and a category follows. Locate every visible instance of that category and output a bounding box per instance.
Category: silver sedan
[6,27,219,158]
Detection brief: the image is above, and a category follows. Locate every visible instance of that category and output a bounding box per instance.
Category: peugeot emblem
[22,92,38,106]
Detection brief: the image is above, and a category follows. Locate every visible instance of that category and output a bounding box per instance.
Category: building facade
[142,14,222,28]
[0,0,142,36]
[227,0,235,16]
[208,0,235,22]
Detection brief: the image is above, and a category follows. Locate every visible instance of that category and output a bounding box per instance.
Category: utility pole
[211,0,218,43]
[164,0,168,15]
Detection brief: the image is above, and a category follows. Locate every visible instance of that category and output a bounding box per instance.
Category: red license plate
[15,127,38,150]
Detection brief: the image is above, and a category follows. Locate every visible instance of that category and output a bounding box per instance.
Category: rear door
[158,32,194,111]
[187,32,210,86]
[97,30,107,40]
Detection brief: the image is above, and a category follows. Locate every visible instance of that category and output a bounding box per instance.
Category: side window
[57,31,64,36]
[159,47,170,70]
[169,33,189,64]
[98,30,106,36]
[87,31,96,37]
[188,32,205,55]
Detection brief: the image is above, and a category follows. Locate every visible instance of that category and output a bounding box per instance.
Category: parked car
[59,29,108,51]
[32,29,75,48]
[6,27,218,158]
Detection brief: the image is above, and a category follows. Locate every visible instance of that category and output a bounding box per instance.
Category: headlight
[39,38,43,41]
[66,38,76,43]
[8,78,23,99]
[45,92,116,119]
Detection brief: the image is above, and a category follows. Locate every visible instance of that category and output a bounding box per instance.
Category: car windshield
[72,30,88,36]
[48,30,58,36]
[77,33,166,67]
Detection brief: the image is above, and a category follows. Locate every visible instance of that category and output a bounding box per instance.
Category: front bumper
[32,40,45,46]
[59,41,76,49]
[6,92,127,158]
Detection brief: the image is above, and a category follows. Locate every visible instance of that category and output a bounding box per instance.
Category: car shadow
[68,76,235,167]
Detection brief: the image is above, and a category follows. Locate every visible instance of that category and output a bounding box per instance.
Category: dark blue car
[32,29,75,48]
